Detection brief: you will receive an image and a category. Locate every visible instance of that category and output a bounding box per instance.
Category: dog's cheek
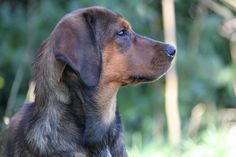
[115,37,131,53]
[102,42,130,83]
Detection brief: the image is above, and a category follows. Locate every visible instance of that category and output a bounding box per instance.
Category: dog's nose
[164,44,176,58]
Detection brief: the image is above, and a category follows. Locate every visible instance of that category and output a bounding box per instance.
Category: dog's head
[51,7,176,88]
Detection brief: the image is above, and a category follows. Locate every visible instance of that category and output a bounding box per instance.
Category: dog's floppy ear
[51,12,101,87]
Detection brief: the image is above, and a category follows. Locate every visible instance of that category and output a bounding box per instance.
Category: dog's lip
[129,75,156,82]
[127,75,159,84]
[127,65,172,84]
[120,76,153,86]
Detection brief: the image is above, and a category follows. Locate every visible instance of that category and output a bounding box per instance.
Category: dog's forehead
[81,7,131,28]
[118,18,131,30]
[88,7,121,17]
[68,7,122,20]
[84,7,131,28]
[86,7,121,16]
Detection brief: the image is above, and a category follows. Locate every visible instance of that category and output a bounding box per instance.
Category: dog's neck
[94,82,119,125]
[61,71,120,151]
[62,67,119,126]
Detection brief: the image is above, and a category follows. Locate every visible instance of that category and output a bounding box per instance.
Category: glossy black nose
[164,44,176,58]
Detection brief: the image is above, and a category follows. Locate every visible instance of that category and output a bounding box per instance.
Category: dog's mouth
[121,64,172,86]
[121,75,159,86]
[129,75,156,83]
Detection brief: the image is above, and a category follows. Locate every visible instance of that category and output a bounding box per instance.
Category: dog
[4,6,176,157]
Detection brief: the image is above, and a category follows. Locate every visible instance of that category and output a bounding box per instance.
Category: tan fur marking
[95,42,128,125]
[102,42,129,83]
[119,18,131,31]
[95,83,118,125]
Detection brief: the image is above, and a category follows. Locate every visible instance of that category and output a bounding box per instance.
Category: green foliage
[127,125,231,157]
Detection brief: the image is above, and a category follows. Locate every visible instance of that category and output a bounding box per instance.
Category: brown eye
[116,29,127,37]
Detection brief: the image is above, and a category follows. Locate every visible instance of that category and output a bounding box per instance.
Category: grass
[127,126,235,157]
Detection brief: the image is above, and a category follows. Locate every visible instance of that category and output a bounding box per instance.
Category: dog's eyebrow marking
[120,19,131,31]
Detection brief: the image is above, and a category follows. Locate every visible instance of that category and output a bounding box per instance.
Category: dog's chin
[120,63,173,86]
[122,74,162,86]
[129,75,157,84]
[124,67,172,86]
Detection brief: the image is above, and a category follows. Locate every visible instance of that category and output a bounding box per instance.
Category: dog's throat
[60,71,120,150]
[95,84,118,126]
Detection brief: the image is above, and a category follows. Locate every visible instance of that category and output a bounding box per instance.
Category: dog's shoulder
[8,102,35,131]
[3,103,35,157]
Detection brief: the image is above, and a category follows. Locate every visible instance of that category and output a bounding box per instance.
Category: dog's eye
[117,29,127,37]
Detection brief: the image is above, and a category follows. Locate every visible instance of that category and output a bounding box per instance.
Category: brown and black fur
[4,7,176,157]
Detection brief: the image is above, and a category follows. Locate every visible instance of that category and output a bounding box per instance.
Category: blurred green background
[0,0,236,156]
